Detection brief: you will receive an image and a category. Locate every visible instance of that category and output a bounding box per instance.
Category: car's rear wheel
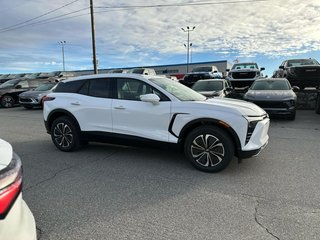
[1,95,15,108]
[184,126,234,172]
[51,116,81,152]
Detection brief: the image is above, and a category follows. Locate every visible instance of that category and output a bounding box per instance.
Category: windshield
[232,63,258,70]
[250,80,290,90]
[192,80,223,91]
[0,79,20,88]
[287,59,319,67]
[149,77,206,101]
[34,83,56,91]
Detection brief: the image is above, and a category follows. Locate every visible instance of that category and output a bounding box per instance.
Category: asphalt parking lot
[0,107,320,240]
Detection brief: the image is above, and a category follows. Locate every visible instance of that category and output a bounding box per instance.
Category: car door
[72,78,113,133]
[112,78,172,142]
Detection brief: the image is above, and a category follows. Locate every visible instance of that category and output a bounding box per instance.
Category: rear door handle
[71,102,80,105]
[114,106,125,110]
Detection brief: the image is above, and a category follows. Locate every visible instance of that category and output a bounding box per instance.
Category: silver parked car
[19,82,57,109]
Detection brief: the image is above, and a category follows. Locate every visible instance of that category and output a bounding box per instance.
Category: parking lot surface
[0,108,319,240]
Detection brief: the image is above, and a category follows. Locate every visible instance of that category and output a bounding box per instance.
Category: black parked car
[191,79,233,98]
[244,78,299,120]
[0,78,52,108]
[179,72,223,87]
[273,58,320,89]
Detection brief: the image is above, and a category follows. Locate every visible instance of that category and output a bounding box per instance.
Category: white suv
[43,74,270,172]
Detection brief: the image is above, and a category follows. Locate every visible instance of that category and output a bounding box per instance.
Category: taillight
[42,96,55,102]
[0,153,22,220]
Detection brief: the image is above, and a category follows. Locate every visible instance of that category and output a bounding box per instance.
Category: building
[72,60,233,79]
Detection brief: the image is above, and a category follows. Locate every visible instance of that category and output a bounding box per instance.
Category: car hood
[0,139,12,170]
[245,90,295,100]
[203,97,267,116]
[19,90,48,97]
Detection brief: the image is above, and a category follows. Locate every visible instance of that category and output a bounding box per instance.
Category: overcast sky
[0,0,320,76]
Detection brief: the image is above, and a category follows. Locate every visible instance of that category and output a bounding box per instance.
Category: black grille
[252,101,288,109]
[290,67,320,79]
[232,72,257,79]
[19,98,32,103]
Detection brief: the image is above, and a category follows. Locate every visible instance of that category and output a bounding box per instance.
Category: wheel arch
[46,109,81,134]
[178,118,242,156]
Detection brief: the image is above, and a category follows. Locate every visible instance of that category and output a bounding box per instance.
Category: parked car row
[0,79,57,108]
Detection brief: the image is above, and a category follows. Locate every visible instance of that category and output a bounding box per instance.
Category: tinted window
[88,79,111,98]
[54,80,86,93]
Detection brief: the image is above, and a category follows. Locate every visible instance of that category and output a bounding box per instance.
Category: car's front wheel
[184,126,234,172]
[51,116,81,152]
[1,95,15,108]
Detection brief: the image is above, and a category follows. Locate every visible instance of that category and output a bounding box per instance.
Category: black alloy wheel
[1,95,15,108]
[51,116,81,152]
[184,126,234,172]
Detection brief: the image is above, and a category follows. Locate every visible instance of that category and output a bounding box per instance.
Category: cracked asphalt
[0,108,319,240]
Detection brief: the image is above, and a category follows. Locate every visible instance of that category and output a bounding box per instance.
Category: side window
[117,78,170,101]
[18,80,29,88]
[29,80,41,88]
[88,79,111,98]
[117,78,143,100]
[55,80,86,93]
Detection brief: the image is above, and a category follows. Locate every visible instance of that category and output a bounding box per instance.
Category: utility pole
[90,0,98,74]
[181,26,195,73]
[59,41,66,71]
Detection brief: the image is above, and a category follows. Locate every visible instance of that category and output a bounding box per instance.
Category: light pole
[184,43,193,63]
[59,41,66,71]
[181,26,195,73]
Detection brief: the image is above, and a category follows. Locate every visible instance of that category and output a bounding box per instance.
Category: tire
[288,111,296,120]
[51,116,82,152]
[1,95,15,108]
[184,126,234,173]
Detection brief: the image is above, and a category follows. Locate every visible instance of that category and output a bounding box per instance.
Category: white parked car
[43,74,270,172]
[0,139,36,240]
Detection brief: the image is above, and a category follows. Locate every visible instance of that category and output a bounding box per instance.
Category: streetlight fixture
[181,26,195,73]
[59,41,66,71]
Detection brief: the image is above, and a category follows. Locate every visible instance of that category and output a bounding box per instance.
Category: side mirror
[260,67,265,71]
[140,93,160,105]
[279,66,284,70]
[292,86,300,92]
[225,87,233,92]
[15,85,22,89]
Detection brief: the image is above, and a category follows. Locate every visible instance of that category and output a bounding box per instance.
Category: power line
[0,0,82,32]
[0,0,271,33]
[95,0,269,9]
[0,8,89,33]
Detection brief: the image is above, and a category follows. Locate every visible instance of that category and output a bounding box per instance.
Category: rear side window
[54,80,86,93]
[78,78,112,98]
